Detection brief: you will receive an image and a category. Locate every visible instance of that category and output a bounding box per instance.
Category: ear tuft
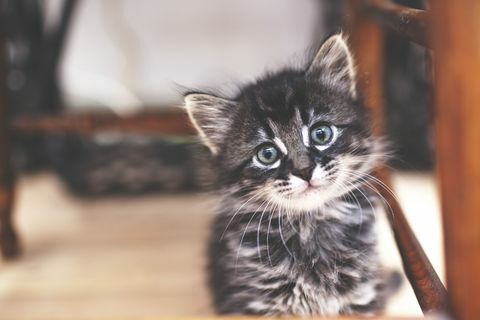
[184,93,236,155]
[307,34,357,98]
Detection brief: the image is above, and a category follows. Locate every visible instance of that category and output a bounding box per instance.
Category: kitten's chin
[270,187,336,213]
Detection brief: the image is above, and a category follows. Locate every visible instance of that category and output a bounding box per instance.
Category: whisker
[220,189,267,240]
[278,214,294,260]
[256,198,274,262]
[266,203,276,267]
[337,169,396,220]
[338,168,401,215]
[234,198,269,271]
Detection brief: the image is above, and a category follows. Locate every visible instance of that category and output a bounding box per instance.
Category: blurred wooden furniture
[0,0,478,319]
[348,0,479,319]
[429,2,480,320]
[347,0,448,315]
[0,33,17,259]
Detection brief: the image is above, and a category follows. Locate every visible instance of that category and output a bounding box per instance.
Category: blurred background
[0,0,442,318]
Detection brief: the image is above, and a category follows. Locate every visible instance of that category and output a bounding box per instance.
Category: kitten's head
[185,34,382,213]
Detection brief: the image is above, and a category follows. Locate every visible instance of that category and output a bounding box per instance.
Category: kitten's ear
[307,34,357,98]
[184,93,236,155]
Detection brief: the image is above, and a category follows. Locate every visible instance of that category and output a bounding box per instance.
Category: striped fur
[185,34,393,316]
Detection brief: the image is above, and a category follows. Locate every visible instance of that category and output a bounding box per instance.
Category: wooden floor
[0,173,444,319]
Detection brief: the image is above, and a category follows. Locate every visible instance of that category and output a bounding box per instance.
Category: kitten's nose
[293,165,315,182]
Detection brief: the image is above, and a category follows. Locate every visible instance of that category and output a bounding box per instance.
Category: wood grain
[430,1,480,319]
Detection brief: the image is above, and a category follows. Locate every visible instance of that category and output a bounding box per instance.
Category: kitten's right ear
[307,34,357,98]
[184,93,236,155]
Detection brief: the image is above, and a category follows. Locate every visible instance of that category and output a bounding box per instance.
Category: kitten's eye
[256,144,279,165]
[310,124,336,146]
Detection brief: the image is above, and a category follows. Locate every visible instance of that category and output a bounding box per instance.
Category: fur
[185,34,392,316]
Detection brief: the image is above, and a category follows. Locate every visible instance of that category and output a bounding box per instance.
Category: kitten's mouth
[299,183,319,195]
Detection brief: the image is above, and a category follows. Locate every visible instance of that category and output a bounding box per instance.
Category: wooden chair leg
[0,166,19,260]
[0,34,20,260]
[430,1,480,319]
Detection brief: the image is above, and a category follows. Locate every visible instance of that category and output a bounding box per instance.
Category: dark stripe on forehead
[246,102,275,138]
[298,107,311,124]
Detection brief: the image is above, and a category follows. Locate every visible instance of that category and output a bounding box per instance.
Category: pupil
[264,149,273,159]
[316,129,326,141]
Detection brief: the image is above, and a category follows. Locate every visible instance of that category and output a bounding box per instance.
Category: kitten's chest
[257,214,378,315]
[214,200,380,315]
[283,218,374,276]
[224,203,377,277]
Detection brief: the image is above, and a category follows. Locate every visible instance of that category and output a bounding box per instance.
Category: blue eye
[310,124,335,146]
[256,145,279,165]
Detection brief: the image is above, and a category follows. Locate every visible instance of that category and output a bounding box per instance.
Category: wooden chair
[348,1,478,319]
[1,1,478,319]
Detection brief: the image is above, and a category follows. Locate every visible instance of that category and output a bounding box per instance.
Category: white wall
[52,0,322,113]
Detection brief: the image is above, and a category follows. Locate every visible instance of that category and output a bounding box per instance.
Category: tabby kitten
[185,34,389,316]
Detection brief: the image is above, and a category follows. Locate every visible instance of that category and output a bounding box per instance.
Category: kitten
[185,34,391,316]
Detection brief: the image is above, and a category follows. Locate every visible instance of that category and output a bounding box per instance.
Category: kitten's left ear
[184,93,236,155]
[307,34,357,98]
